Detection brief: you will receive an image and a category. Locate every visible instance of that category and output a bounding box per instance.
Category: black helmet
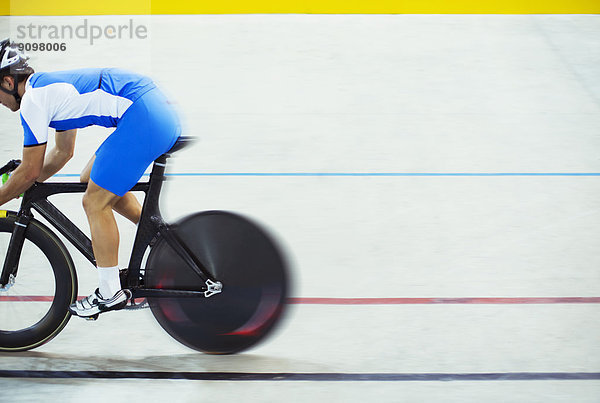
[0,39,32,104]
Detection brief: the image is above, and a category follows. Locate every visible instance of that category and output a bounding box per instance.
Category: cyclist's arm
[37,129,77,182]
[0,143,46,206]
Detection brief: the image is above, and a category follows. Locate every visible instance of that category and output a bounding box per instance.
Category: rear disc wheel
[145,211,289,354]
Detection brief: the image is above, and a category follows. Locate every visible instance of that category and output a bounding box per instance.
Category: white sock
[98,265,121,298]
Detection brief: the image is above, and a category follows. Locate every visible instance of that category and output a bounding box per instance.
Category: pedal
[85,314,99,321]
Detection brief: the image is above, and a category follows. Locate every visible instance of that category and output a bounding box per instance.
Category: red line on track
[0,296,54,301]
[287,297,600,304]
[2,296,600,304]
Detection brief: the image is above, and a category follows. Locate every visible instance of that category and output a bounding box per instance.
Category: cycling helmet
[0,38,31,104]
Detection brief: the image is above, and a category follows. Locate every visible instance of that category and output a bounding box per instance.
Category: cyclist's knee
[82,192,101,215]
[82,183,119,215]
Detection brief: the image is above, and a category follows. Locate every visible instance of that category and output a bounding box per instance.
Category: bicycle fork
[0,212,30,289]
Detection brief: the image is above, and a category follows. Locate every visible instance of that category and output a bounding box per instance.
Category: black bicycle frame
[0,151,218,299]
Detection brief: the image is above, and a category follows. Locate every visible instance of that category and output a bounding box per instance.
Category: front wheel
[145,211,289,354]
[0,211,77,352]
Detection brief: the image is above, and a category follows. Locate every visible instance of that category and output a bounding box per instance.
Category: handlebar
[0,160,21,176]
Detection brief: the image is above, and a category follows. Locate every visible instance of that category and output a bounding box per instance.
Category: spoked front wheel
[0,212,77,352]
[145,211,289,354]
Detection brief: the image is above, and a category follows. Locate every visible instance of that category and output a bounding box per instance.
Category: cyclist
[0,39,181,318]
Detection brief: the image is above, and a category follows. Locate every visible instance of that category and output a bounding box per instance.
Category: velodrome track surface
[0,14,599,402]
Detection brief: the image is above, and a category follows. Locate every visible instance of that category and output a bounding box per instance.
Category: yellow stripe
[0,0,8,16]
[0,210,7,218]
[8,0,150,15]
[5,0,600,15]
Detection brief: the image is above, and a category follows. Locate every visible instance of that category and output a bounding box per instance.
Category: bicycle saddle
[167,136,196,154]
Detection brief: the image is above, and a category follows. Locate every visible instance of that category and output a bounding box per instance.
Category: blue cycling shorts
[90,87,181,197]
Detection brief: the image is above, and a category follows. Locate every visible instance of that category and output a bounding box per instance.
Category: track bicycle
[0,136,289,354]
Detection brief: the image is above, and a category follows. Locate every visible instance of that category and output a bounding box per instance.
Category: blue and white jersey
[20,68,156,147]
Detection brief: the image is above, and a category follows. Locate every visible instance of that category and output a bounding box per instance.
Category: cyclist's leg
[71,87,180,317]
[71,179,131,317]
[80,155,141,224]
[82,180,120,268]
[114,195,141,224]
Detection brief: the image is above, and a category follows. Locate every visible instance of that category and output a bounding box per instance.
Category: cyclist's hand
[1,172,24,198]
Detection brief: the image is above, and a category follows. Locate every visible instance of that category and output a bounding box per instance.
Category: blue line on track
[0,371,599,381]
[53,172,600,178]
